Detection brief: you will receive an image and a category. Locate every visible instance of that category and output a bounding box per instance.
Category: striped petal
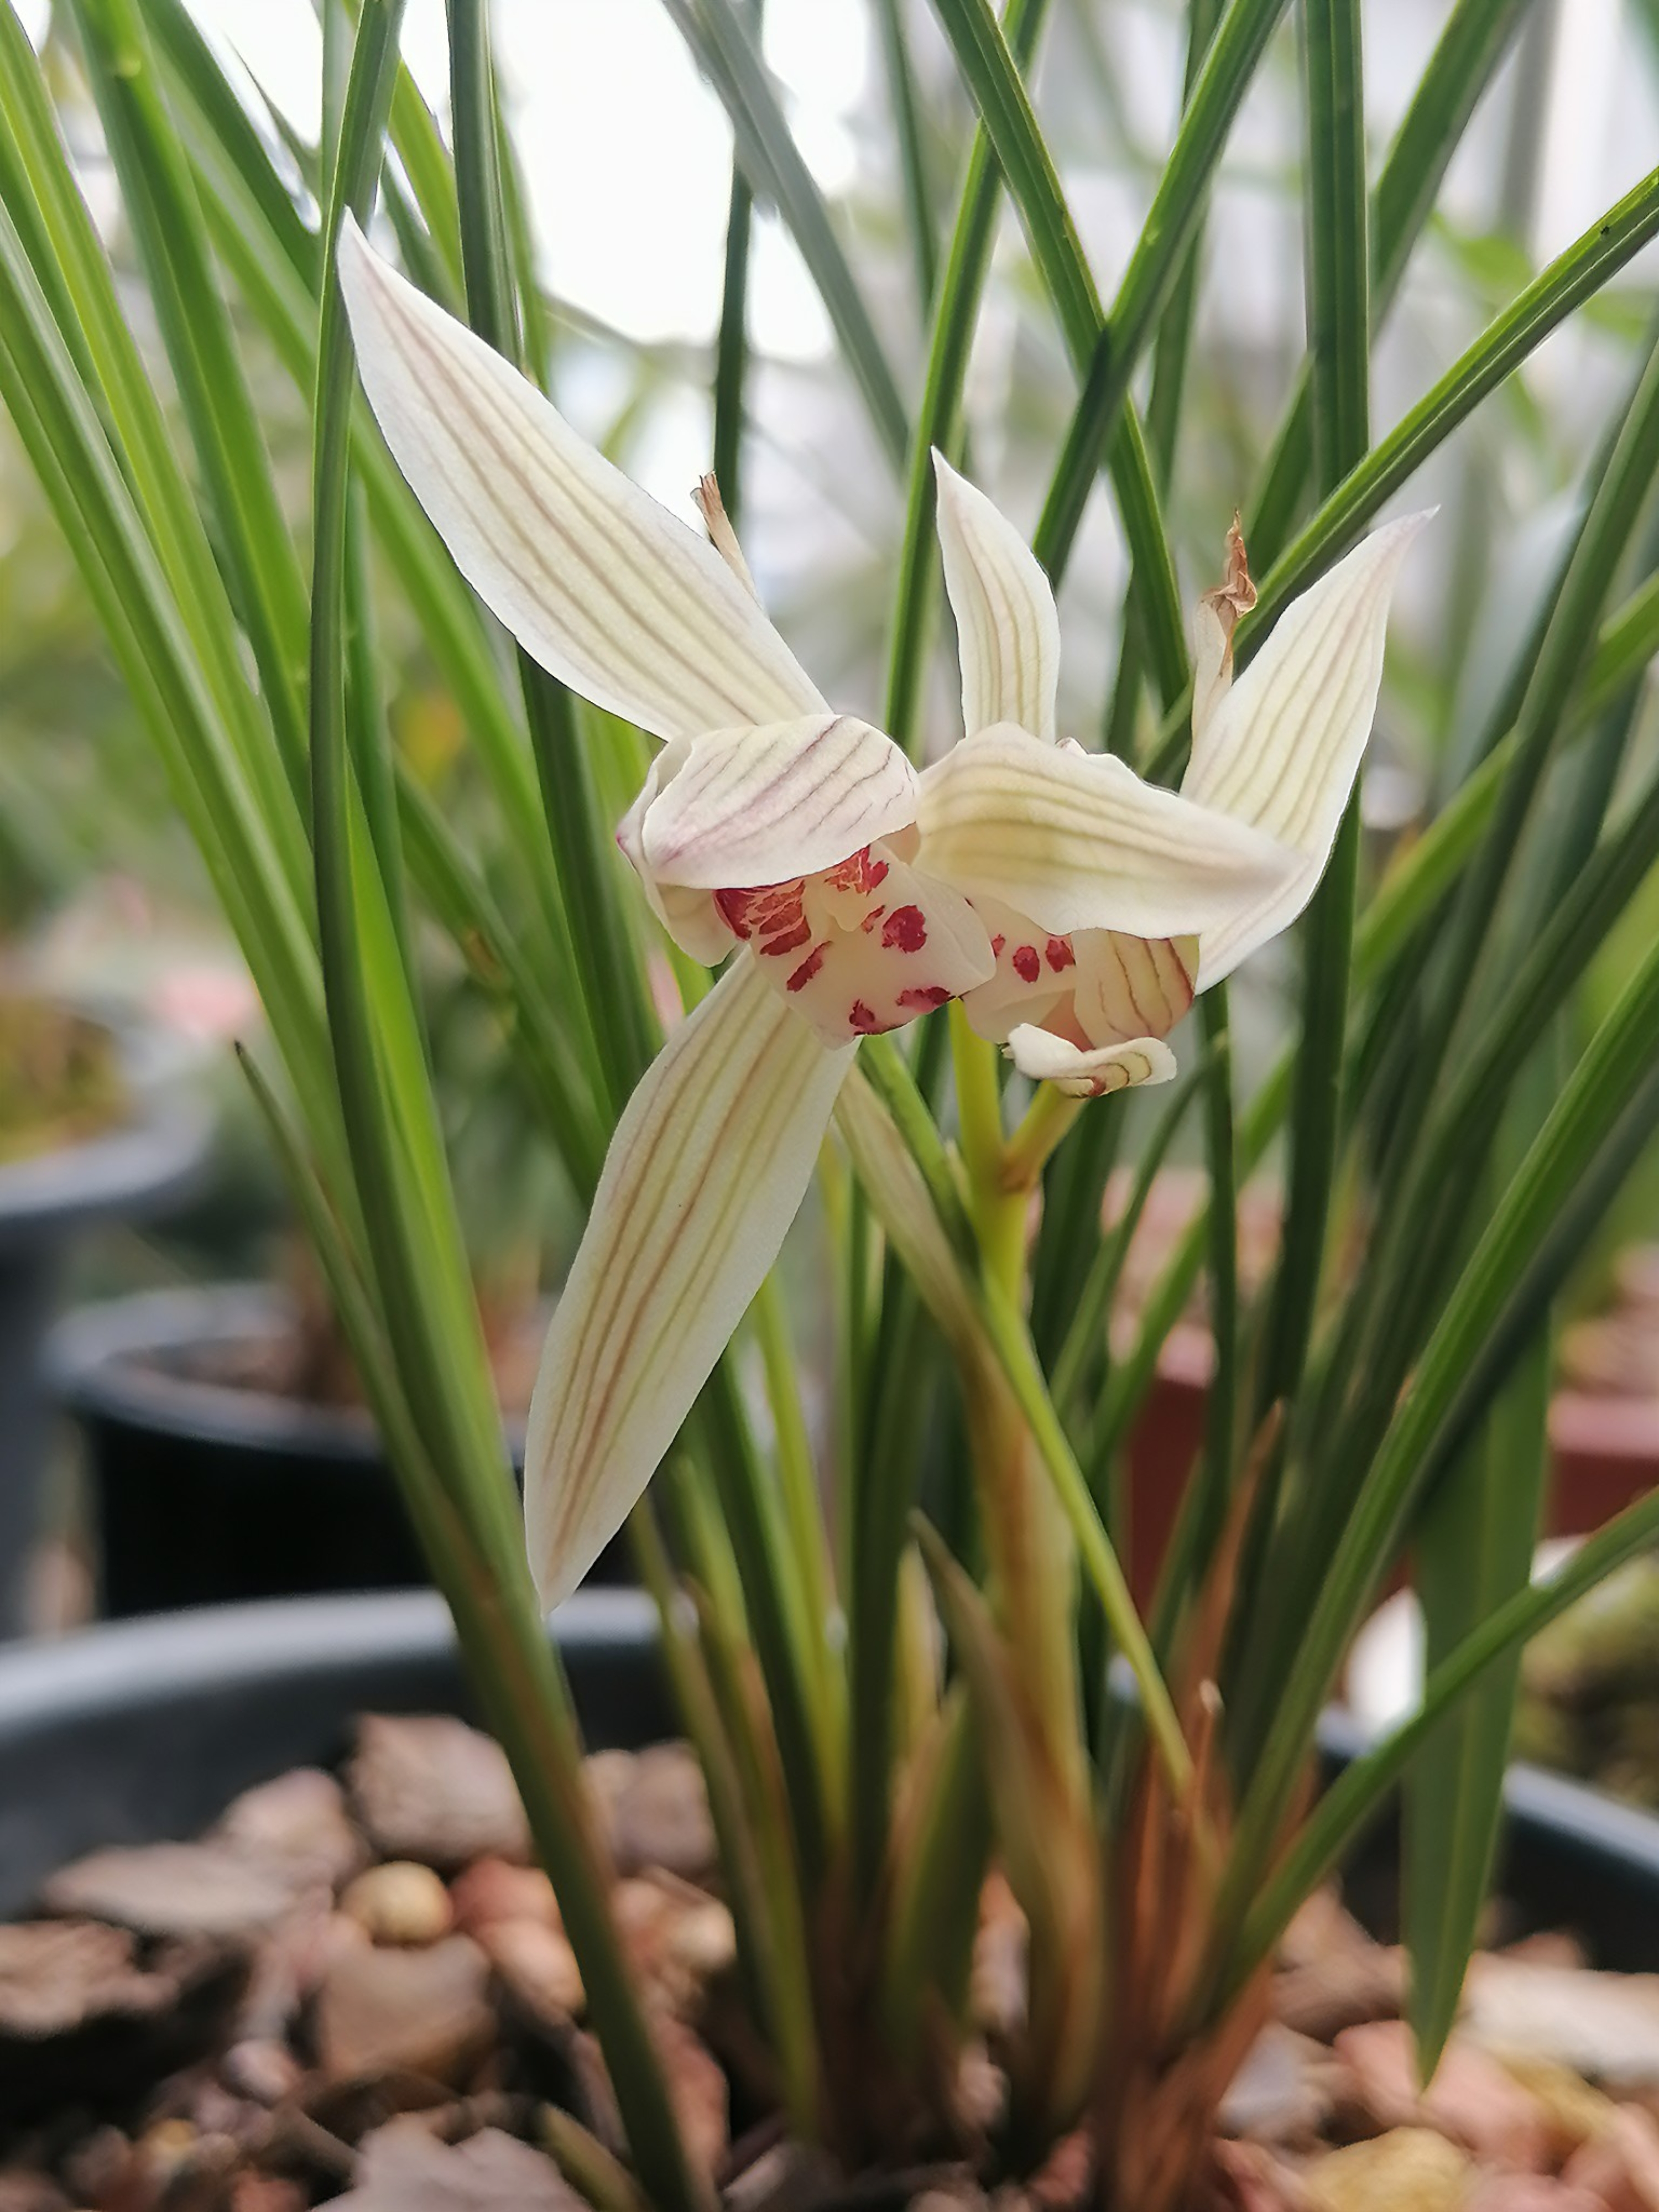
[1005,1026,1178,1098]
[339,221,825,743]
[934,452,1060,742]
[1072,931,1198,1047]
[640,714,918,889]
[917,723,1293,941]
[525,956,853,1607]
[1184,513,1428,988]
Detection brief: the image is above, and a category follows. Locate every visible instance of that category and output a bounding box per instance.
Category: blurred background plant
[3,0,1659,2199]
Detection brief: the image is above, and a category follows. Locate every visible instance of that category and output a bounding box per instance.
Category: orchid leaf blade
[656,0,910,469]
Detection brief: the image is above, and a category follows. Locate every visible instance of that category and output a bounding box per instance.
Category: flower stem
[1001,1082,1083,1196]
[949,1005,1025,1289]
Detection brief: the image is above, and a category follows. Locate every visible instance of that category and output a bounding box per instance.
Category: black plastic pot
[0,1587,666,1918]
[49,1285,631,1617]
[0,1056,208,1639]
[1319,1705,1659,1970]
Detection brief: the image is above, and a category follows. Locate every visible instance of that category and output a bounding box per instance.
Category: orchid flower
[337,222,1417,1604]
[916,457,1428,1095]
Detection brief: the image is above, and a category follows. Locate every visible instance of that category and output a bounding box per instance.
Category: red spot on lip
[848,999,880,1032]
[990,934,1005,957]
[898,984,952,1011]
[716,880,810,957]
[1013,945,1041,984]
[786,943,827,993]
[1045,936,1076,972]
[881,904,927,952]
[823,846,890,895]
[760,918,812,956]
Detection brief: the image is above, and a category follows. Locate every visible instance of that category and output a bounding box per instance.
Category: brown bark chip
[348,1717,531,1871]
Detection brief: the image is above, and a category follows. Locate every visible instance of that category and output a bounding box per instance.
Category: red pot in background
[1123,1339,1659,1610]
[1116,1192,1659,1608]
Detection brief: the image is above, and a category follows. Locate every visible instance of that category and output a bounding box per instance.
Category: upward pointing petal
[1184,512,1428,988]
[524,956,853,1608]
[933,452,1061,742]
[339,220,825,743]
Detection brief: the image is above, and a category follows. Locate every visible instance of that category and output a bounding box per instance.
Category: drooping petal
[1183,512,1428,988]
[718,842,995,1047]
[917,723,1294,941]
[1071,931,1198,1048]
[933,452,1061,742]
[339,221,825,743]
[1005,1026,1178,1098]
[640,714,919,890]
[1190,516,1256,769]
[524,956,853,1606]
[617,748,731,963]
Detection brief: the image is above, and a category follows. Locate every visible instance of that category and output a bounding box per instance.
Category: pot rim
[0,1585,656,1740]
[48,1284,531,1467]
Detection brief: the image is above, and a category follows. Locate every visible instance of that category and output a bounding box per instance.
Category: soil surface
[0,997,124,1166]
[4,1715,1658,2211]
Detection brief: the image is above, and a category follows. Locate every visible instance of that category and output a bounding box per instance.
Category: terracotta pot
[1125,1344,1659,1608]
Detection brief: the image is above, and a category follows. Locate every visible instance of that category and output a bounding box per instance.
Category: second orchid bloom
[340,220,1425,1601]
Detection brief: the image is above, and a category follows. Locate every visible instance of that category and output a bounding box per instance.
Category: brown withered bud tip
[693,471,758,601]
[1210,514,1256,632]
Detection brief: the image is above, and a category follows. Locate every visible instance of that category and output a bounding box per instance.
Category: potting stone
[340,1860,453,1946]
[215,1768,368,1892]
[40,1840,299,1939]
[348,1714,530,1870]
[1333,2021,1551,2168]
[314,1930,494,2085]
[1464,1958,1659,2090]
[329,2119,585,2211]
[1304,2125,1470,2212]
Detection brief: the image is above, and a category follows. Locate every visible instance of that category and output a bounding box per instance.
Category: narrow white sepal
[933,451,1061,743]
[338,220,825,743]
[1005,1027,1178,1097]
[641,715,919,890]
[1185,512,1430,988]
[524,957,852,1608]
[917,723,1293,941]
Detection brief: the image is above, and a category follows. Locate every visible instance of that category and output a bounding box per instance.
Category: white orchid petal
[1185,513,1428,987]
[933,452,1061,743]
[1005,1026,1178,1098]
[956,891,1075,1043]
[641,715,918,890]
[1072,932,1197,1048]
[339,221,825,742]
[617,752,732,963]
[917,723,1293,941]
[715,843,994,1046]
[525,956,853,1608]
